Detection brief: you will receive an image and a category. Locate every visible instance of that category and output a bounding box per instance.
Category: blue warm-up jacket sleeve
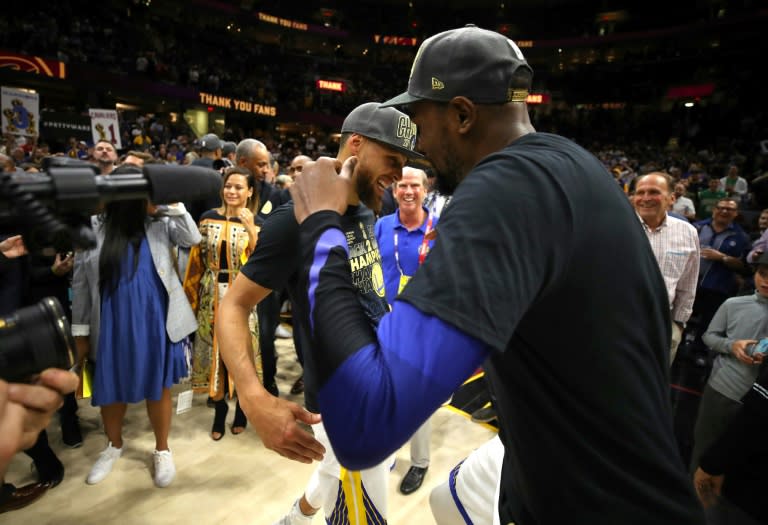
[300,211,489,470]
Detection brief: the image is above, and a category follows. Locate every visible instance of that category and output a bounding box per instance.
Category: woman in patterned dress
[184,167,262,440]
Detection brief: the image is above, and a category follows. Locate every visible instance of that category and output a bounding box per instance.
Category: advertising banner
[1,86,39,136]
[88,108,122,149]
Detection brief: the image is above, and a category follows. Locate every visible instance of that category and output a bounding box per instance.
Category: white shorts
[441,435,504,525]
[305,421,391,524]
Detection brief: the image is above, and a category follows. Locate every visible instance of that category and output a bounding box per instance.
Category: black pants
[257,291,281,394]
[59,392,78,424]
[23,430,60,480]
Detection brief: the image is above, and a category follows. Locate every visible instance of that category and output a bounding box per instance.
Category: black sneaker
[32,455,65,488]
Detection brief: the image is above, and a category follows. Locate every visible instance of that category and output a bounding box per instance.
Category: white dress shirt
[638,213,701,323]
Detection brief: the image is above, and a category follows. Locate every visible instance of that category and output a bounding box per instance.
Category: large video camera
[1,157,221,254]
[0,157,222,381]
[0,297,75,382]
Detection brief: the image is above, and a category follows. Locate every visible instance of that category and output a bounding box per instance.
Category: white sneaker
[86,442,123,484]
[153,449,176,488]
[272,499,314,525]
[275,324,293,339]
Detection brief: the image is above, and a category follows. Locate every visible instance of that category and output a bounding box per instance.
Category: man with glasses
[690,198,750,366]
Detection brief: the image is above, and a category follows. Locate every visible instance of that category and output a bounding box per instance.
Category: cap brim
[380,91,422,108]
[406,155,432,170]
[368,137,425,161]
[391,144,425,161]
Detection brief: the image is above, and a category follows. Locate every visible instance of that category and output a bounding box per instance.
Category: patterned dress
[183,210,261,398]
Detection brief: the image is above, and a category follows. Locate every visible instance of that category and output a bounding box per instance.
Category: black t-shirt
[241,201,388,412]
[399,133,704,524]
[253,182,289,227]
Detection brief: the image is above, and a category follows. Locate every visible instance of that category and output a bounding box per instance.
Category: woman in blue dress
[71,165,200,488]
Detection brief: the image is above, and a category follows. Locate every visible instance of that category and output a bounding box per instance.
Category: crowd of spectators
[0,1,405,117]
[5,1,761,149]
[2,1,765,180]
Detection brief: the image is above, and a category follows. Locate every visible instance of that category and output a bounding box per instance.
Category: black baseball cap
[341,102,424,160]
[200,133,222,152]
[222,141,236,156]
[381,25,533,108]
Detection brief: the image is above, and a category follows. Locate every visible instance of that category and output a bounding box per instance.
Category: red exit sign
[316,79,346,92]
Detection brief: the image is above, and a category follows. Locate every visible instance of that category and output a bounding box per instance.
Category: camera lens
[0,297,76,383]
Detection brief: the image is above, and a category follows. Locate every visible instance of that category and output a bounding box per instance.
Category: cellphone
[750,339,768,355]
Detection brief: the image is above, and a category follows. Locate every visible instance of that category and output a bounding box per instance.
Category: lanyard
[418,213,435,266]
[393,212,435,276]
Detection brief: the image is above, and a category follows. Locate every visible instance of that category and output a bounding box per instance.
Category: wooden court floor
[5,337,496,525]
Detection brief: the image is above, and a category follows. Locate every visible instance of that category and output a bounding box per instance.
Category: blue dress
[93,237,187,406]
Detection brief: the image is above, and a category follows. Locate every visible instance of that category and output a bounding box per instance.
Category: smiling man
[374,166,434,495]
[216,102,422,525]
[288,25,705,525]
[633,172,700,364]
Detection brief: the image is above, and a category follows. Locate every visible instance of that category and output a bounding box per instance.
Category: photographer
[27,246,81,448]
[0,235,79,511]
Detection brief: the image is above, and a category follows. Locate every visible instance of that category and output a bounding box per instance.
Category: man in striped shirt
[634,172,701,364]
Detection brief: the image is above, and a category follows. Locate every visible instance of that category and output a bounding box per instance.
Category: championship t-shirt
[241,201,388,412]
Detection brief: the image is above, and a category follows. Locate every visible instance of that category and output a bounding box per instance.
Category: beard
[354,163,381,214]
[432,153,463,196]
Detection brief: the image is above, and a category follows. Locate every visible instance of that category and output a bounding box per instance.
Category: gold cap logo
[431,77,444,90]
[507,89,529,103]
[395,116,417,150]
